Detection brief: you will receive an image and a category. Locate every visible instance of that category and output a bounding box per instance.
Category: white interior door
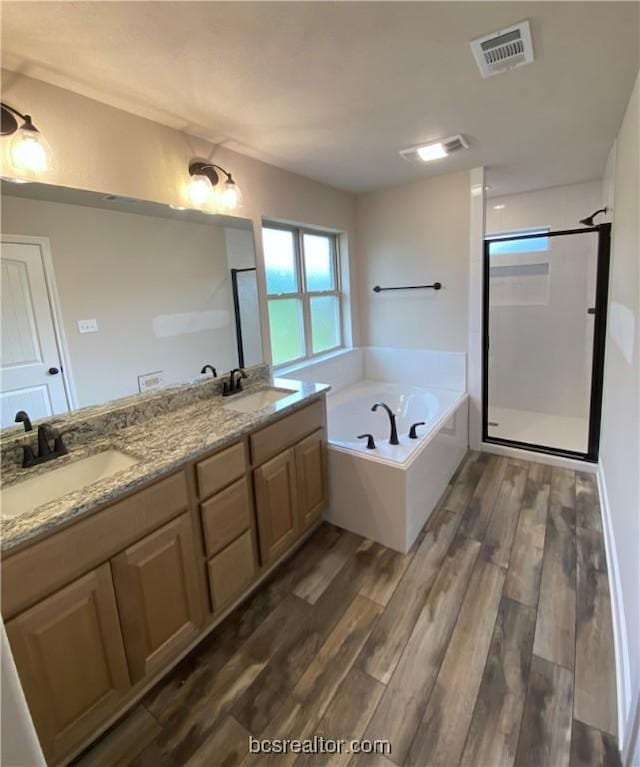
[1,238,70,428]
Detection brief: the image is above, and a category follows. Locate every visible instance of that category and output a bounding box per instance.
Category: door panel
[0,239,69,426]
[112,514,204,682]
[5,564,130,762]
[295,429,328,531]
[485,228,603,456]
[254,448,299,565]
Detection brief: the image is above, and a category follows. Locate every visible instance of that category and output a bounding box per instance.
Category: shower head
[579,208,608,226]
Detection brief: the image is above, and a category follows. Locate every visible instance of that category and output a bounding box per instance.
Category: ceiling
[1,2,638,195]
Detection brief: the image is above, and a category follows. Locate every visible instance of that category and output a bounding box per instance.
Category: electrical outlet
[138,371,165,393]
[78,318,98,334]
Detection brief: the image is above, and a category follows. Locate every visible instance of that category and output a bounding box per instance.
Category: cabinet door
[254,448,299,565]
[112,514,204,683]
[5,564,130,763]
[295,429,329,532]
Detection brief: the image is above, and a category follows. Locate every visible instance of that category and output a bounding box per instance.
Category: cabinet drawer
[2,471,189,619]
[207,530,257,612]
[250,399,325,466]
[196,441,246,500]
[201,477,252,557]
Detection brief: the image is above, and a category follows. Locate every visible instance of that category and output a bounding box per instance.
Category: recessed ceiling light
[400,134,469,164]
[493,204,506,210]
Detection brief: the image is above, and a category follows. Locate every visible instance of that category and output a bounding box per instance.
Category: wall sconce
[1,102,53,176]
[188,161,242,211]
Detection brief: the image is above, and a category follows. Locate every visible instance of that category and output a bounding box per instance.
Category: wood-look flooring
[73,452,620,767]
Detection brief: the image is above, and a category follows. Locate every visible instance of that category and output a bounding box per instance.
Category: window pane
[268,299,305,365]
[263,228,298,294]
[310,295,340,354]
[303,233,335,292]
[488,228,550,255]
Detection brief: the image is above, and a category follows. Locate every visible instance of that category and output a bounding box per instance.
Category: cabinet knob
[48,367,60,375]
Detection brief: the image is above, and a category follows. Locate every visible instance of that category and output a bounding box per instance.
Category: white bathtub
[325,380,468,553]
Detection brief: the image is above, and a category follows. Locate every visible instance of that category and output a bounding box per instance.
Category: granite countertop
[0,377,329,554]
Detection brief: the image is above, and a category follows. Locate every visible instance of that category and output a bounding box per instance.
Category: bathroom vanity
[0,379,329,765]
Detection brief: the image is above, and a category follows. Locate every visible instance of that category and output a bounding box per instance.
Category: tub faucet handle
[408,421,426,439]
[357,433,376,450]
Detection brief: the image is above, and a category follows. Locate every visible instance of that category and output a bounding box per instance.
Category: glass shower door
[483,226,608,459]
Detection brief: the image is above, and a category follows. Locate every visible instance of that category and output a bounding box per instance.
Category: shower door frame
[482,222,611,463]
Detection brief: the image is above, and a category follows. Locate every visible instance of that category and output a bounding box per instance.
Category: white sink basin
[1,449,139,519]
[223,388,294,414]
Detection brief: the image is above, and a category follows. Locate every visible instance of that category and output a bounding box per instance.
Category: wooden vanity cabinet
[111,513,204,682]
[252,404,328,565]
[5,564,131,763]
[2,396,329,766]
[254,448,300,566]
[295,428,329,532]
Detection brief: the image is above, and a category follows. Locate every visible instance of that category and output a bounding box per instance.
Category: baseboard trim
[596,461,633,756]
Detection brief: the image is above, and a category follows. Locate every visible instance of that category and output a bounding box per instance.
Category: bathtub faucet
[371,402,399,445]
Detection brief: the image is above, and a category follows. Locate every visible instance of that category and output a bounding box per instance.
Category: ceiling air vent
[470,20,534,78]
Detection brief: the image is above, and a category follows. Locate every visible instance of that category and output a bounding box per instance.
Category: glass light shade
[10,123,52,174]
[220,178,242,210]
[188,174,212,206]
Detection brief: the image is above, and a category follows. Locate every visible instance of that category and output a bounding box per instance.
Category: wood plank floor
[73,453,620,767]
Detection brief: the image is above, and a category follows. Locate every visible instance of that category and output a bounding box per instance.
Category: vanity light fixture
[188,161,243,211]
[1,102,53,175]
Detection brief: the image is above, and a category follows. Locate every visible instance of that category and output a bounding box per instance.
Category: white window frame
[263,222,343,368]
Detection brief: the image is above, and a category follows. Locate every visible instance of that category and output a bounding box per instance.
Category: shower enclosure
[482,223,610,461]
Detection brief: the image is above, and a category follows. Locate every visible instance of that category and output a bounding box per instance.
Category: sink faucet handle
[52,428,74,455]
[408,421,426,439]
[357,433,376,450]
[20,444,36,468]
[37,423,55,457]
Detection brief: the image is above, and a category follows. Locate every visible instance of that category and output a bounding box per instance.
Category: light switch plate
[138,371,165,393]
[78,318,98,334]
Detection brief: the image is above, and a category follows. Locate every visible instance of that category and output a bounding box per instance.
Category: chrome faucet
[371,402,399,445]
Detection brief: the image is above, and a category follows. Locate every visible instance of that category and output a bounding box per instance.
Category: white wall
[356,171,470,352]
[485,181,604,421]
[598,72,640,760]
[282,347,466,394]
[486,180,603,233]
[3,194,238,407]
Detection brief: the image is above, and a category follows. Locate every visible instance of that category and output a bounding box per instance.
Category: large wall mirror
[0,181,264,427]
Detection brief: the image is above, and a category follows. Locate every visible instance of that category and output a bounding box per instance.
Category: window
[262,223,342,366]
[486,226,550,255]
